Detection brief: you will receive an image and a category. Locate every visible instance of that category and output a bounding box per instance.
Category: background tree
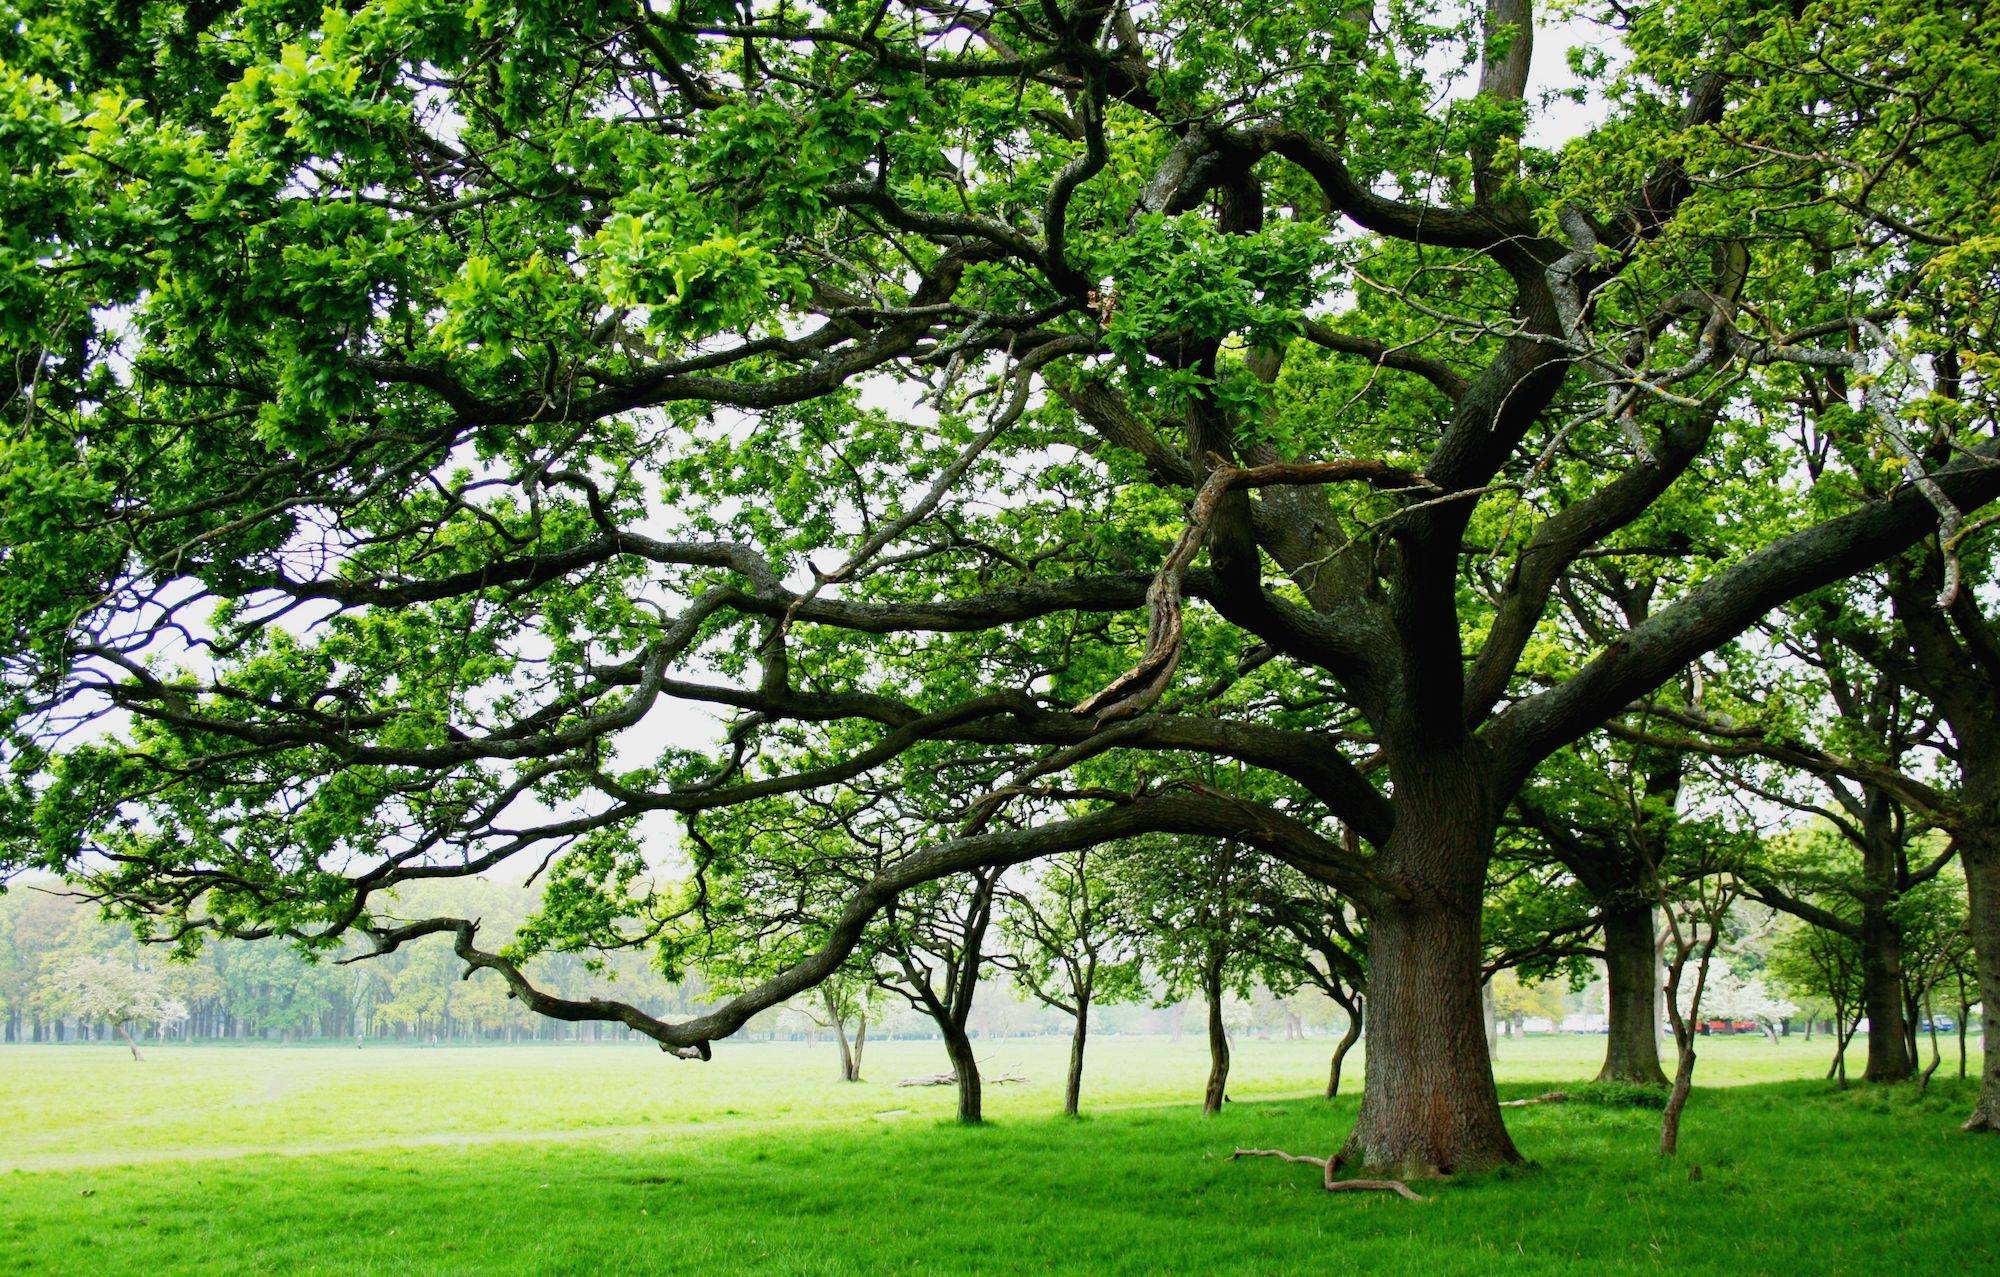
[872,868,1005,1124]
[1489,970,1568,1038]
[1512,741,1679,1086]
[1000,849,1141,1116]
[813,976,876,1084]
[1647,639,1953,1080]
[1119,839,1272,1115]
[1632,555,1995,1104]
[53,956,187,1061]
[1769,918,1867,1084]
[1658,869,1746,1157]
[1246,874,1369,1098]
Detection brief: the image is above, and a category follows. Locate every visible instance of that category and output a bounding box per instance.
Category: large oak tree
[4,0,1997,1176]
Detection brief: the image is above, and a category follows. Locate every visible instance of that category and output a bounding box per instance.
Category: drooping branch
[344,788,1387,1056]
[1075,459,1434,723]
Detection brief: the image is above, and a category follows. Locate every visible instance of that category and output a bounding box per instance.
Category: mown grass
[1,1035,1993,1274]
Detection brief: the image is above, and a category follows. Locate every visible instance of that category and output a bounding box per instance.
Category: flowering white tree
[56,957,188,1061]
[1676,968,1797,1042]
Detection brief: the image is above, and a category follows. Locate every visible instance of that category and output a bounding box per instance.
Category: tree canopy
[4,0,1998,1175]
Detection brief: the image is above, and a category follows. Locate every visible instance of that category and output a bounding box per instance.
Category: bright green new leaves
[1,0,1994,1043]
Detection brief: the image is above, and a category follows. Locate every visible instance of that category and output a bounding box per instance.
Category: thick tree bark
[1064,994,1089,1118]
[942,1023,982,1124]
[1326,1001,1362,1099]
[1339,768,1519,1177]
[1343,893,1517,1175]
[1597,903,1669,1086]
[1201,957,1230,1115]
[1961,833,2000,1132]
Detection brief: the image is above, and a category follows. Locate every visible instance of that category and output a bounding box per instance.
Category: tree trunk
[1597,902,1669,1086]
[1326,1001,1363,1099]
[1960,834,2000,1132]
[1832,1007,1860,1087]
[826,988,857,1083]
[117,1022,143,1062]
[1904,985,1922,1070]
[1064,995,1089,1118]
[1659,1039,1694,1156]
[1858,886,1915,1082]
[1338,783,1519,1178]
[1201,957,1229,1115]
[942,1023,981,1124]
[852,1015,867,1083]
[1918,994,1943,1094]
[1957,988,1968,1081]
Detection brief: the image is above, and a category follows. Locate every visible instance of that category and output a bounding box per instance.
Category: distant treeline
[0,877,725,1045]
[0,881,1235,1046]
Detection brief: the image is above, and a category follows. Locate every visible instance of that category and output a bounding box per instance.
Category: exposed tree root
[1229,1148,1426,1201]
[1499,1090,1570,1108]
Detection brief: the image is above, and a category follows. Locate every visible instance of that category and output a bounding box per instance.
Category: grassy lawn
[1,1034,1992,1274]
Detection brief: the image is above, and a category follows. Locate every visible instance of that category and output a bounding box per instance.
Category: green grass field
[2,1033,1993,1274]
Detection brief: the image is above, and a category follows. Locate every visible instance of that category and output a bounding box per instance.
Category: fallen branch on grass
[1500,1090,1570,1108]
[1229,1148,1426,1201]
[895,1072,1028,1088]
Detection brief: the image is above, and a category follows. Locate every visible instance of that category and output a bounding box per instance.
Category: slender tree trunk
[1957,983,1968,1081]
[1064,994,1089,1117]
[1326,1001,1362,1099]
[1201,956,1229,1115]
[1660,1038,1695,1156]
[1339,775,1519,1178]
[1960,833,2000,1131]
[117,1022,142,1062]
[1832,1007,1860,1088]
[1597,902,1669,1086]
[1659,919,1723,1158]
[1918,992,1942,1094]
[826,988,857,1083]
[942,1022,981,1124]
[852,1015,867,1083]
